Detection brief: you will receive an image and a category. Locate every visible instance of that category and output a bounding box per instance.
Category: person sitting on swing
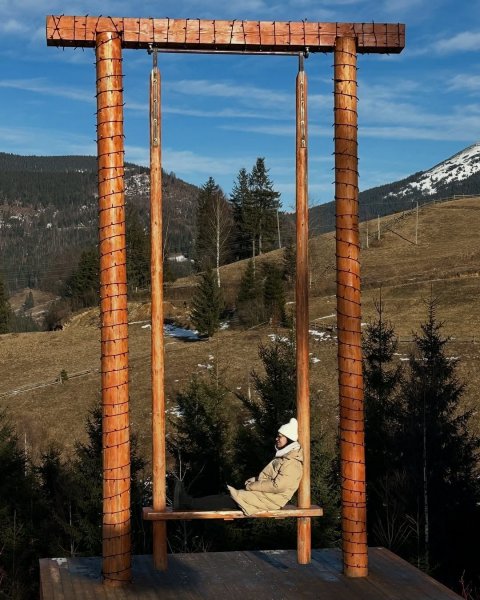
[174,417,303,515]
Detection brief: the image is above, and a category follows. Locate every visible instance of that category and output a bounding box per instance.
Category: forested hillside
[0,153,200,293]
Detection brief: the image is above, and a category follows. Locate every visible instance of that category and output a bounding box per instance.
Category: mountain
[0,153,200,293]
[2,143,480,295]
[309,142,480,237]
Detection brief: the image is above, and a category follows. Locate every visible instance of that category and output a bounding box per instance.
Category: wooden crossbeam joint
[46,16,405,54]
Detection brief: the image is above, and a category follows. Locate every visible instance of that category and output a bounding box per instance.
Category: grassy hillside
[1,196,480,465]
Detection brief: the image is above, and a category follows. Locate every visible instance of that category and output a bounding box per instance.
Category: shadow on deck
[40,547,461,599]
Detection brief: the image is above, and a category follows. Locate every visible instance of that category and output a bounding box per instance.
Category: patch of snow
[197,363,213,369]
[314,313,336,321]
[167,254,189,262]
[168,406,183,418]
[165,324,200,340]
[309,330,332,341]
[311,357,321,363]
[268,334,290,343]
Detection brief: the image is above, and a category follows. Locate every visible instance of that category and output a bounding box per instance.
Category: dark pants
[190,494,239,511]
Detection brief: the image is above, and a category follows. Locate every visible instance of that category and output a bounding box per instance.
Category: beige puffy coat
[228,445,303,516]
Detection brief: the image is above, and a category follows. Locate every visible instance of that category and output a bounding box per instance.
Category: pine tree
[36,445,77,557]
[190,269,223,338]
[126,204,150,293]
[235,337,297,475]
[248,158,281,255]
[195,177,232,285]
[236,259,264,326]
[63,247,99,310]
[230,159,281,263]
[0,275,12,333]
[234,336,340,548]
[396,297,480,583]
[283,242,296,285]
[263,263,286,326]
[0,411,44,599]
[362,298,404,549]
[70,402,147,555]
[230,168,252,261]
[23,290,34,311]
[169,374,233,496]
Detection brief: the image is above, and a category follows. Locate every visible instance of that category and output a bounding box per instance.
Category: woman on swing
[174,418,303,515]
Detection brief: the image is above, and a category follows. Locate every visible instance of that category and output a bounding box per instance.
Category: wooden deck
[40,547,461,599]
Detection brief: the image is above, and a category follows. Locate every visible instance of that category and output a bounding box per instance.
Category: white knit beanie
[278,417,298,442]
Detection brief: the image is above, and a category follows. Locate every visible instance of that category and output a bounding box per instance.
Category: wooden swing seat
[143,504,323,521]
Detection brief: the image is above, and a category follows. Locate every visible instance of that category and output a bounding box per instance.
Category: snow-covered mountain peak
[388,142,480,200]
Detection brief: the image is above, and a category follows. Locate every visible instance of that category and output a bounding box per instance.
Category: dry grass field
[2,196,480,465]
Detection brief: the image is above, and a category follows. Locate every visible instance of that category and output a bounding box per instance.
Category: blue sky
[0,0,479,210]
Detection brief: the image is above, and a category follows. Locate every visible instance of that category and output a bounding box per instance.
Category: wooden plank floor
[40,548,462,599]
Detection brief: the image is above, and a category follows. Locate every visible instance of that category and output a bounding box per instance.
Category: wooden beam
[295,54,311,566]
[46,16,405,53]
[143,505,324,521]
[334,36,368,578]
[97,31,132,587]
[149,57,168,572]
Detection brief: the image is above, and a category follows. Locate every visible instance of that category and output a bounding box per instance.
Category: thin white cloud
[0,19,29,34]
[448,74,480,93]
[163,148,248,176]
[0,125,95,155]
[126,99,292,120]
[359,125,477,142]
[432,31,480,54]
[0,78,93,103]
[168,79,291,109]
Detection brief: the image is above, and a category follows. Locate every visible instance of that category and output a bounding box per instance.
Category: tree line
[1,299,479,598]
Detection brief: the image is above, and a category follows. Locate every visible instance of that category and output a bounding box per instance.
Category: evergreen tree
[234,336,340,548]
[230,159,281,263]
[69,402,147,555]
[169,374,233,497]
[283,242,296,285]
[190,269,223,338]
[0,275,12,333]
[248,158,281,255]
[235,337,297,474]
[396,298,480,585]
[23,290,34,311]
[63,247,99,310]
[230,168,252,261]
[36,446,77,557]
[0,411,44,599]
[236,259,264,326]
[69,404,103,555]
[126,204,150,293]
[194,177,232,286]
[263,263,286,326]
[362,298,404,549]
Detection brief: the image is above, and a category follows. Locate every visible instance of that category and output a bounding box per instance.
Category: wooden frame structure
[46,15,405,587]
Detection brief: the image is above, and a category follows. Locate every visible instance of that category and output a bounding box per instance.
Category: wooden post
[334,36,368,578]
[296,53,311,565]
[96,31,131,586]
[150,53,168,571]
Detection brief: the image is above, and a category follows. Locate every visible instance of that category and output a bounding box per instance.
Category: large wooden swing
[46,15,405,588]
